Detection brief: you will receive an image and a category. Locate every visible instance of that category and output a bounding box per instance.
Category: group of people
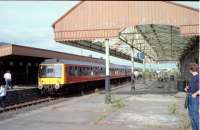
[0,70,12,110]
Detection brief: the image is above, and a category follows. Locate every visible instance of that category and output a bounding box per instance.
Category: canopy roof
[62,24,194,63]
[119,24,193,62]
[53,1,199,62]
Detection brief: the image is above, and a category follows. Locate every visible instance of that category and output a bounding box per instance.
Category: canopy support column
[143,56,146,84]
[131,47,135,95]
[149,58,152,81]
[156,61,159,80]
[105,39,111,104]
[149,49,152,81]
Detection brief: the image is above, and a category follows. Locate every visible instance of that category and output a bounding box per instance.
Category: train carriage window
[87,66,90,75]
[69,66,74,76]
[96,66,100,75]
[74,66,78,76]
[80,66,82,76]
[81,66,84,76]
[78,66,81,76]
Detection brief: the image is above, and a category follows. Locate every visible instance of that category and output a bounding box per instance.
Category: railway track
[0,80,130,119]
[0,97,59,113]
[0,90,92,115]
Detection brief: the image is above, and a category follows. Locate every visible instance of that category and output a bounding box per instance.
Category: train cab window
[39,64,62,78]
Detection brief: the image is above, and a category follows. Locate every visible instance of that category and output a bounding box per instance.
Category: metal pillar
[105,39,111,104]
[149,49,152,81]
[156,61,159,80]
[143,56,146,84]
[131,47,135,95]
[149,58,152,81]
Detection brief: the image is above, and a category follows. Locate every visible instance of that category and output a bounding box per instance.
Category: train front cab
[38,63,67,93]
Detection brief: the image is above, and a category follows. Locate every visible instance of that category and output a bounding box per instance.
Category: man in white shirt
[4,70,12,89]
[134,70,139,80]
[0,85,6,110]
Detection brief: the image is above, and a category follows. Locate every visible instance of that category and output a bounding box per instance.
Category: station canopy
[67,24,193,63]
[53,1,198,63]
[119,24,193,62]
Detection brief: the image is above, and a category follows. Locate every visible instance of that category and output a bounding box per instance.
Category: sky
[0,1,199,70]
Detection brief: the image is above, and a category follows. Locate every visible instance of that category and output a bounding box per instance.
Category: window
[28,62,31,67]
[39,64,62,78]
[74,66,78,76]
[69,66,74,76]
[9,61,14,66]
[19,62,23,66]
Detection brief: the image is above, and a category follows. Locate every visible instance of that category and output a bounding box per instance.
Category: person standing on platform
[0,85,6,110]
[184,63,199,130]
[134,70,139,80]
[4,70,12,89]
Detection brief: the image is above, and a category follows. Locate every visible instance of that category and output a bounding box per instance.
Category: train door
[64,64,69,84]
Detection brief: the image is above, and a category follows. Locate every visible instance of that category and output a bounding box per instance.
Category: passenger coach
[38,59,131,93]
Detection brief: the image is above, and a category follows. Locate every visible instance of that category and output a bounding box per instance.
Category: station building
[0,43,104,85]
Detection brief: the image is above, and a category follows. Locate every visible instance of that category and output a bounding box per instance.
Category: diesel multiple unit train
[38,59,131,93]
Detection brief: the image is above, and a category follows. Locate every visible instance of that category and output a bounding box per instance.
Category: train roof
[42,59,103,67]
[41,59,131,69]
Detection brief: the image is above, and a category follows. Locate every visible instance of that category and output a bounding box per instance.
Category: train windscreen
[39,64,62,78]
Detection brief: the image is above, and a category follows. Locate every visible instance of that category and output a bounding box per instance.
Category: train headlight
[38,85,43,90]
[55,84,60,90]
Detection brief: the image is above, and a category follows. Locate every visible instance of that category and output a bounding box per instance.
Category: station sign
[136,52,144,60]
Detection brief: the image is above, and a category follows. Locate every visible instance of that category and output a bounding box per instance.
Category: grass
[111,95,125,110]
[96,110,109,122]
[178,112,191,130]
[95,95,125,123]
[168,103,177,114]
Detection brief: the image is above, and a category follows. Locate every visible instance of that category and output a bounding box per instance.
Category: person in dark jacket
[184,63,199,130]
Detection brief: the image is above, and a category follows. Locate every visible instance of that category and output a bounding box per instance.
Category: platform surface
[0,81,187,130]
